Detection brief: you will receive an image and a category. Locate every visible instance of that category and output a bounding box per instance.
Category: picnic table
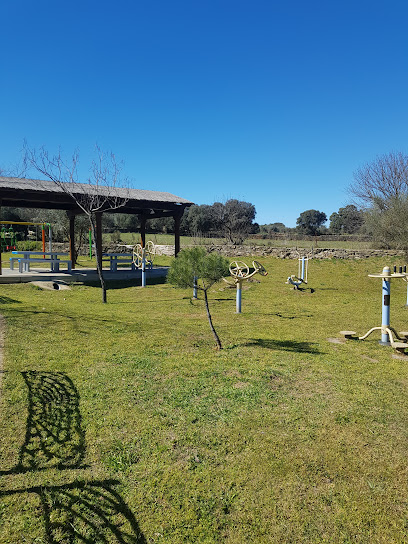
[10,251,72,273]
[102,253,137,272]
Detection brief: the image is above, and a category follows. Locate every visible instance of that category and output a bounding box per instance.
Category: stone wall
[51,242,405,260]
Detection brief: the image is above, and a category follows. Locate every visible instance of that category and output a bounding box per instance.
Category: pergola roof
[0,177,193,218]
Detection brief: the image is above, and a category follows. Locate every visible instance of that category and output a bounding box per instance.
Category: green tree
[260,222,287,234]
[213,199,256,243]
[364,195,408,251]
[167,247,229,349]
[296,209,327,235]
[329,205,363,234]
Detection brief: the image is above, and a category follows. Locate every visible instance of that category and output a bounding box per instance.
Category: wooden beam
[67,212,76,269]
[140,215,146,247]
[0,199,2,275]
[174,214,181,256]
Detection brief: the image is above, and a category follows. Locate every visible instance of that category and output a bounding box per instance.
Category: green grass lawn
[1,256,408,542]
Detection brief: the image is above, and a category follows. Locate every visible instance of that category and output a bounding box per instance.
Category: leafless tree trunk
[24,144,129,303]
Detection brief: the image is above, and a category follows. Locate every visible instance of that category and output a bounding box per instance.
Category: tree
[350,151,408,250]
[350,151,408,204]
[364,195,408,251]
[296,209,327,235]
[184,204,217,235]
[329,205,363,234]
[25,145,129,303]
[259,222,287,234]
[213,199,256,244]
[167,247,230,350]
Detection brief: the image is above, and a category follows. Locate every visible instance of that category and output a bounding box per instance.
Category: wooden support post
[67,212,76,269]
[174,214,181,256]
[96,212,103,270]
[140,215,146,248]
[0,199,2,275]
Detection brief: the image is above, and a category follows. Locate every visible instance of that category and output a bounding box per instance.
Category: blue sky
[1,1,408,227]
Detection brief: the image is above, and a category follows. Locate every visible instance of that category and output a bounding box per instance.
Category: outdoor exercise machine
[226,260,268,313]
[341,265,408,354]
[133,241,155,287]
[286,251,311,290]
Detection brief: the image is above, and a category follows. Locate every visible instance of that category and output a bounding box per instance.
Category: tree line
[3,149,408,250]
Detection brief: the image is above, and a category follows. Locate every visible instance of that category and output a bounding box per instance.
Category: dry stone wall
[51,242,405,260]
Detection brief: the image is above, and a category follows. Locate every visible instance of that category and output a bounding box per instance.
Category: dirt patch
[327,337,346,344]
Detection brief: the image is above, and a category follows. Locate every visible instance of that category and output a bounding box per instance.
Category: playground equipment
[0,225,17,251]
[341,265,408,354]
[133,241,155,287]
[286,252,311,289]
[0,221,52,253]
[227,260,267,313]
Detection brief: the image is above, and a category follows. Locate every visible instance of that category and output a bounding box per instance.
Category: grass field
[1,255,408,542]
[109,232,374,251]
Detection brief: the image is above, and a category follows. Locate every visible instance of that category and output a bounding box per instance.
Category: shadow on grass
[0,371,86,475]
[84,276,167,290]
[1,371,146,543]
[245,338,321,353]
[271,312,313,319]
[1,480,146,543]
[0,295,21,304]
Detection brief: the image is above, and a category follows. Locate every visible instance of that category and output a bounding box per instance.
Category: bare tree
[25,144,129,303]
[350,151,408,204]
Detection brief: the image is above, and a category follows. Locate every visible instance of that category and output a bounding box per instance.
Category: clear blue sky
[1,1,408,227]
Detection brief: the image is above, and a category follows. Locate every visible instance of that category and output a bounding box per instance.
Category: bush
[15,241,43,251]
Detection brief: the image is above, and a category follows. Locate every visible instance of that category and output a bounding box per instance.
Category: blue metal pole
[301,257,305,282]
[380,266,391,345]
[141,256,146,287]
[236,281,242,313]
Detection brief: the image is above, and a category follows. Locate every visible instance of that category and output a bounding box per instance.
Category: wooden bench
[18,258,72,273]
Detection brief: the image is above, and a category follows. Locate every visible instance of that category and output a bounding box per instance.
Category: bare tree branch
[24,143,130,303]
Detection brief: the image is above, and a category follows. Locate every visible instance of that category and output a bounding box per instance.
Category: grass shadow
[1,480,146,543]
[0,371,146,542]
[245,338,322,354]
[0,371,86,475]
[0,295,21,304]
[84,277,167,290]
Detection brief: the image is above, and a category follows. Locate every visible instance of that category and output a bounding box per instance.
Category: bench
[102,253,137,272]
[9,257,20,270]
[18,258,72,273]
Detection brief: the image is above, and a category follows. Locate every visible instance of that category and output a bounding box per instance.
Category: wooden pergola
[0,177,193,271]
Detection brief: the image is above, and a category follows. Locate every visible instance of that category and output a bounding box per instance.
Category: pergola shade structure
[0,177,193,271]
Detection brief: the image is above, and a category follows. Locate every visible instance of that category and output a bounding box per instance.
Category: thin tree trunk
[90,215,107,303]
[203,289,222,350]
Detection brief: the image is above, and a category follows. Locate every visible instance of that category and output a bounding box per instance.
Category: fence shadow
[245,338,321,354]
